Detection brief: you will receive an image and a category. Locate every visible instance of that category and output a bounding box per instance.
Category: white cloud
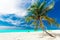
[0,26,25,30]
[0,0,16,14]
[5,19,20,26]
[14,9,27,17]
[0,16,21,26]
[0,26,16,29]
[0,0,28,17]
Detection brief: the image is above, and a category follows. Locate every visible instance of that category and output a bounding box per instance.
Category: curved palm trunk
[40,17,55,37]
[43,30,55,37]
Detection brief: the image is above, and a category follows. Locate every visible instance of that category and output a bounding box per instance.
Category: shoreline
[0,29,59,33]
[0,30,60,40]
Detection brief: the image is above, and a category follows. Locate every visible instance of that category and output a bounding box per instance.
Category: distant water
[0,29,59,33]
[0,30,42,33]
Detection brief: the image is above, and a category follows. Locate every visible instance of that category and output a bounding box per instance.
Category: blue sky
[0,0,60,30]
[44,0,60,30]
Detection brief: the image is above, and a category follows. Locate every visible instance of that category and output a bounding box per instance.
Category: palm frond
[32,0,41,8]
[39,1,46,11]
[27,7,38,16]
[25,16,33,23]
[28,0,39,10]
[43,16,59,27]
[41,1,54,16]
[47,1,54,10]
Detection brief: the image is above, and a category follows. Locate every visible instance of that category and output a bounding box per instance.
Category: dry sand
[0,30,60,40]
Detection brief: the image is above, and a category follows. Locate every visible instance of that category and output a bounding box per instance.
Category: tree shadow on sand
[38,32,60,40]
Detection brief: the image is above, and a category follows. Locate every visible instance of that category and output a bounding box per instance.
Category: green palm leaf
[25,17,32,22]
[43,16,59,27]
[41,1,54,16]
[39,1,46,11]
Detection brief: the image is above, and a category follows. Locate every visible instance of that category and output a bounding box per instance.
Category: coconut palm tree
[25,0,60,37]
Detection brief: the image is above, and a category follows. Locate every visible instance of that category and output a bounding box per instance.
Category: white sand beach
[0,30,60,40]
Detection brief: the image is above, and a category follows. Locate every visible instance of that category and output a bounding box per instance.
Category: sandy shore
[0,30,60,40]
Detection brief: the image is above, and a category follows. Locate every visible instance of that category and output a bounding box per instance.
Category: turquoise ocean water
[0,29,42,33]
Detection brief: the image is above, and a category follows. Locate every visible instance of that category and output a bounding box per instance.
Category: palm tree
[25,0,60,37]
